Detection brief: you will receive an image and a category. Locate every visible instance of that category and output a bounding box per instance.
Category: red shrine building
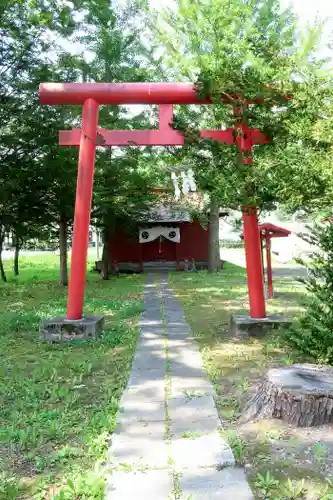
[104,205,228,272]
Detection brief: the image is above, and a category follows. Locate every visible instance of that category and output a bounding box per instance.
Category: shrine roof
[259,223,291,238]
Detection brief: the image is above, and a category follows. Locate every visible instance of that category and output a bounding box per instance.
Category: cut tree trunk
[59,218,68,286]
[241,364,333,427]
[208,196,221,273]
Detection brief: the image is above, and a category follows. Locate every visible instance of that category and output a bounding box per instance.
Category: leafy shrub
[285,222,333,363]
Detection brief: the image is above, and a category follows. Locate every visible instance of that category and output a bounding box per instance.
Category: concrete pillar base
[229,314,291,338]
[41,315,104,342]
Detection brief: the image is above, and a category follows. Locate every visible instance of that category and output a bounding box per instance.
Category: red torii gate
[39,82,269,322]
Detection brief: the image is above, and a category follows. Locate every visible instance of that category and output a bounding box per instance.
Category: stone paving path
[105,274,253,499]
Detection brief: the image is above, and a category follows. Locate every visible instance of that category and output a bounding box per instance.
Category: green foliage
[0,0,157,282]
[0,473,22,499]
[285,222,333,363]
[54,473,105,499]
[153,0,332,215]
[313,441,328,465]
[221,430,247,465]
[0,254,144,497]
[278,478,307,499]
[254,471,279,499]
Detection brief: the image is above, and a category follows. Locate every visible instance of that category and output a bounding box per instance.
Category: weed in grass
[313,441,328,465]
[254,471,279,499]
[54,473,106,499]
[172,471,183,500]
[182,390,205,400]
[48,420,65,441]
[216,395,239,409]
[221,430,247,465]
[0,473,22,499]
[322,478,333,499]
[57,445,84,460]
[17,426,41,451]
[34,455,44,473]
[181,431,202,439]
[265,427,285,441]
[279,355,294,366]
[279,478,307,499]
[254,453,273,465]
[236,376,249,393]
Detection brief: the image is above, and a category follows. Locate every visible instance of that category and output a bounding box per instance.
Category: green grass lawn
[170,264,333,500]
[0,255,144,499]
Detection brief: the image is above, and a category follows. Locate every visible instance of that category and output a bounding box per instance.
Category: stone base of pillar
[229,314,291,338]
[41,316,104,342]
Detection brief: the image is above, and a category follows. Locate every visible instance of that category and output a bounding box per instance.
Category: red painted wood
[266,235,273,299]
[40,82,268,106]
[259,223,291,238]
[139,244,143,272]
[242,208,266,318]
[177,221,209,261]
[159,104,174,129]
[67,98,99,320]
[39,80,280,321]
[108,222,209,264]
[60,128,184,146]
[59,127,267,147]
[176,242,180,271]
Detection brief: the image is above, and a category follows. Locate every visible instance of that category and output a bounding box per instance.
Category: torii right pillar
[242,207,266,318]
[230,121,291,336]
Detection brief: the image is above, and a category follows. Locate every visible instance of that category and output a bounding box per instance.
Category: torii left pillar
[67,98,99,320]
[41,98,104,342]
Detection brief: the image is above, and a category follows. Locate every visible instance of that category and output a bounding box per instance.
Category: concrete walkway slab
[180,467,253,499]
[169,395,220,436]
[171,432,235,469]
[117,400,165,423]
[105,273,252,498]
[110,420,169,468]
[106,470,173,499]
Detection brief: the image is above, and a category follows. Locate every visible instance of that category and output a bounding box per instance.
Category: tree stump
[241,364,333,427]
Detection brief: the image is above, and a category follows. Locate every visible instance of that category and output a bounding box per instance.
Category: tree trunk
[0,228,7,282]
[59,218,68,286]
[208,197,221,273]
[101,228,109,280]
[14,239,20,276]
[241,364,333,427]
[96,230,100,261]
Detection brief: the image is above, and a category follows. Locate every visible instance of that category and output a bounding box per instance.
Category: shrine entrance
[39,82,273,327]
[142,238,177,263]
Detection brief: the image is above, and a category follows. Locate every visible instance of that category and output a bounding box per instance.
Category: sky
[282,0,332,25]
[150,0,333,54]
[62,0,333,63]
[281,0,332,55]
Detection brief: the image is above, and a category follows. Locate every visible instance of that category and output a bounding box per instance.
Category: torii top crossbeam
[39,82,264,105]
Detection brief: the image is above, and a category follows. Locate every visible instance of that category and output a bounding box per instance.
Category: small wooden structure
[105,206,228,272]
[259,223,291,299]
